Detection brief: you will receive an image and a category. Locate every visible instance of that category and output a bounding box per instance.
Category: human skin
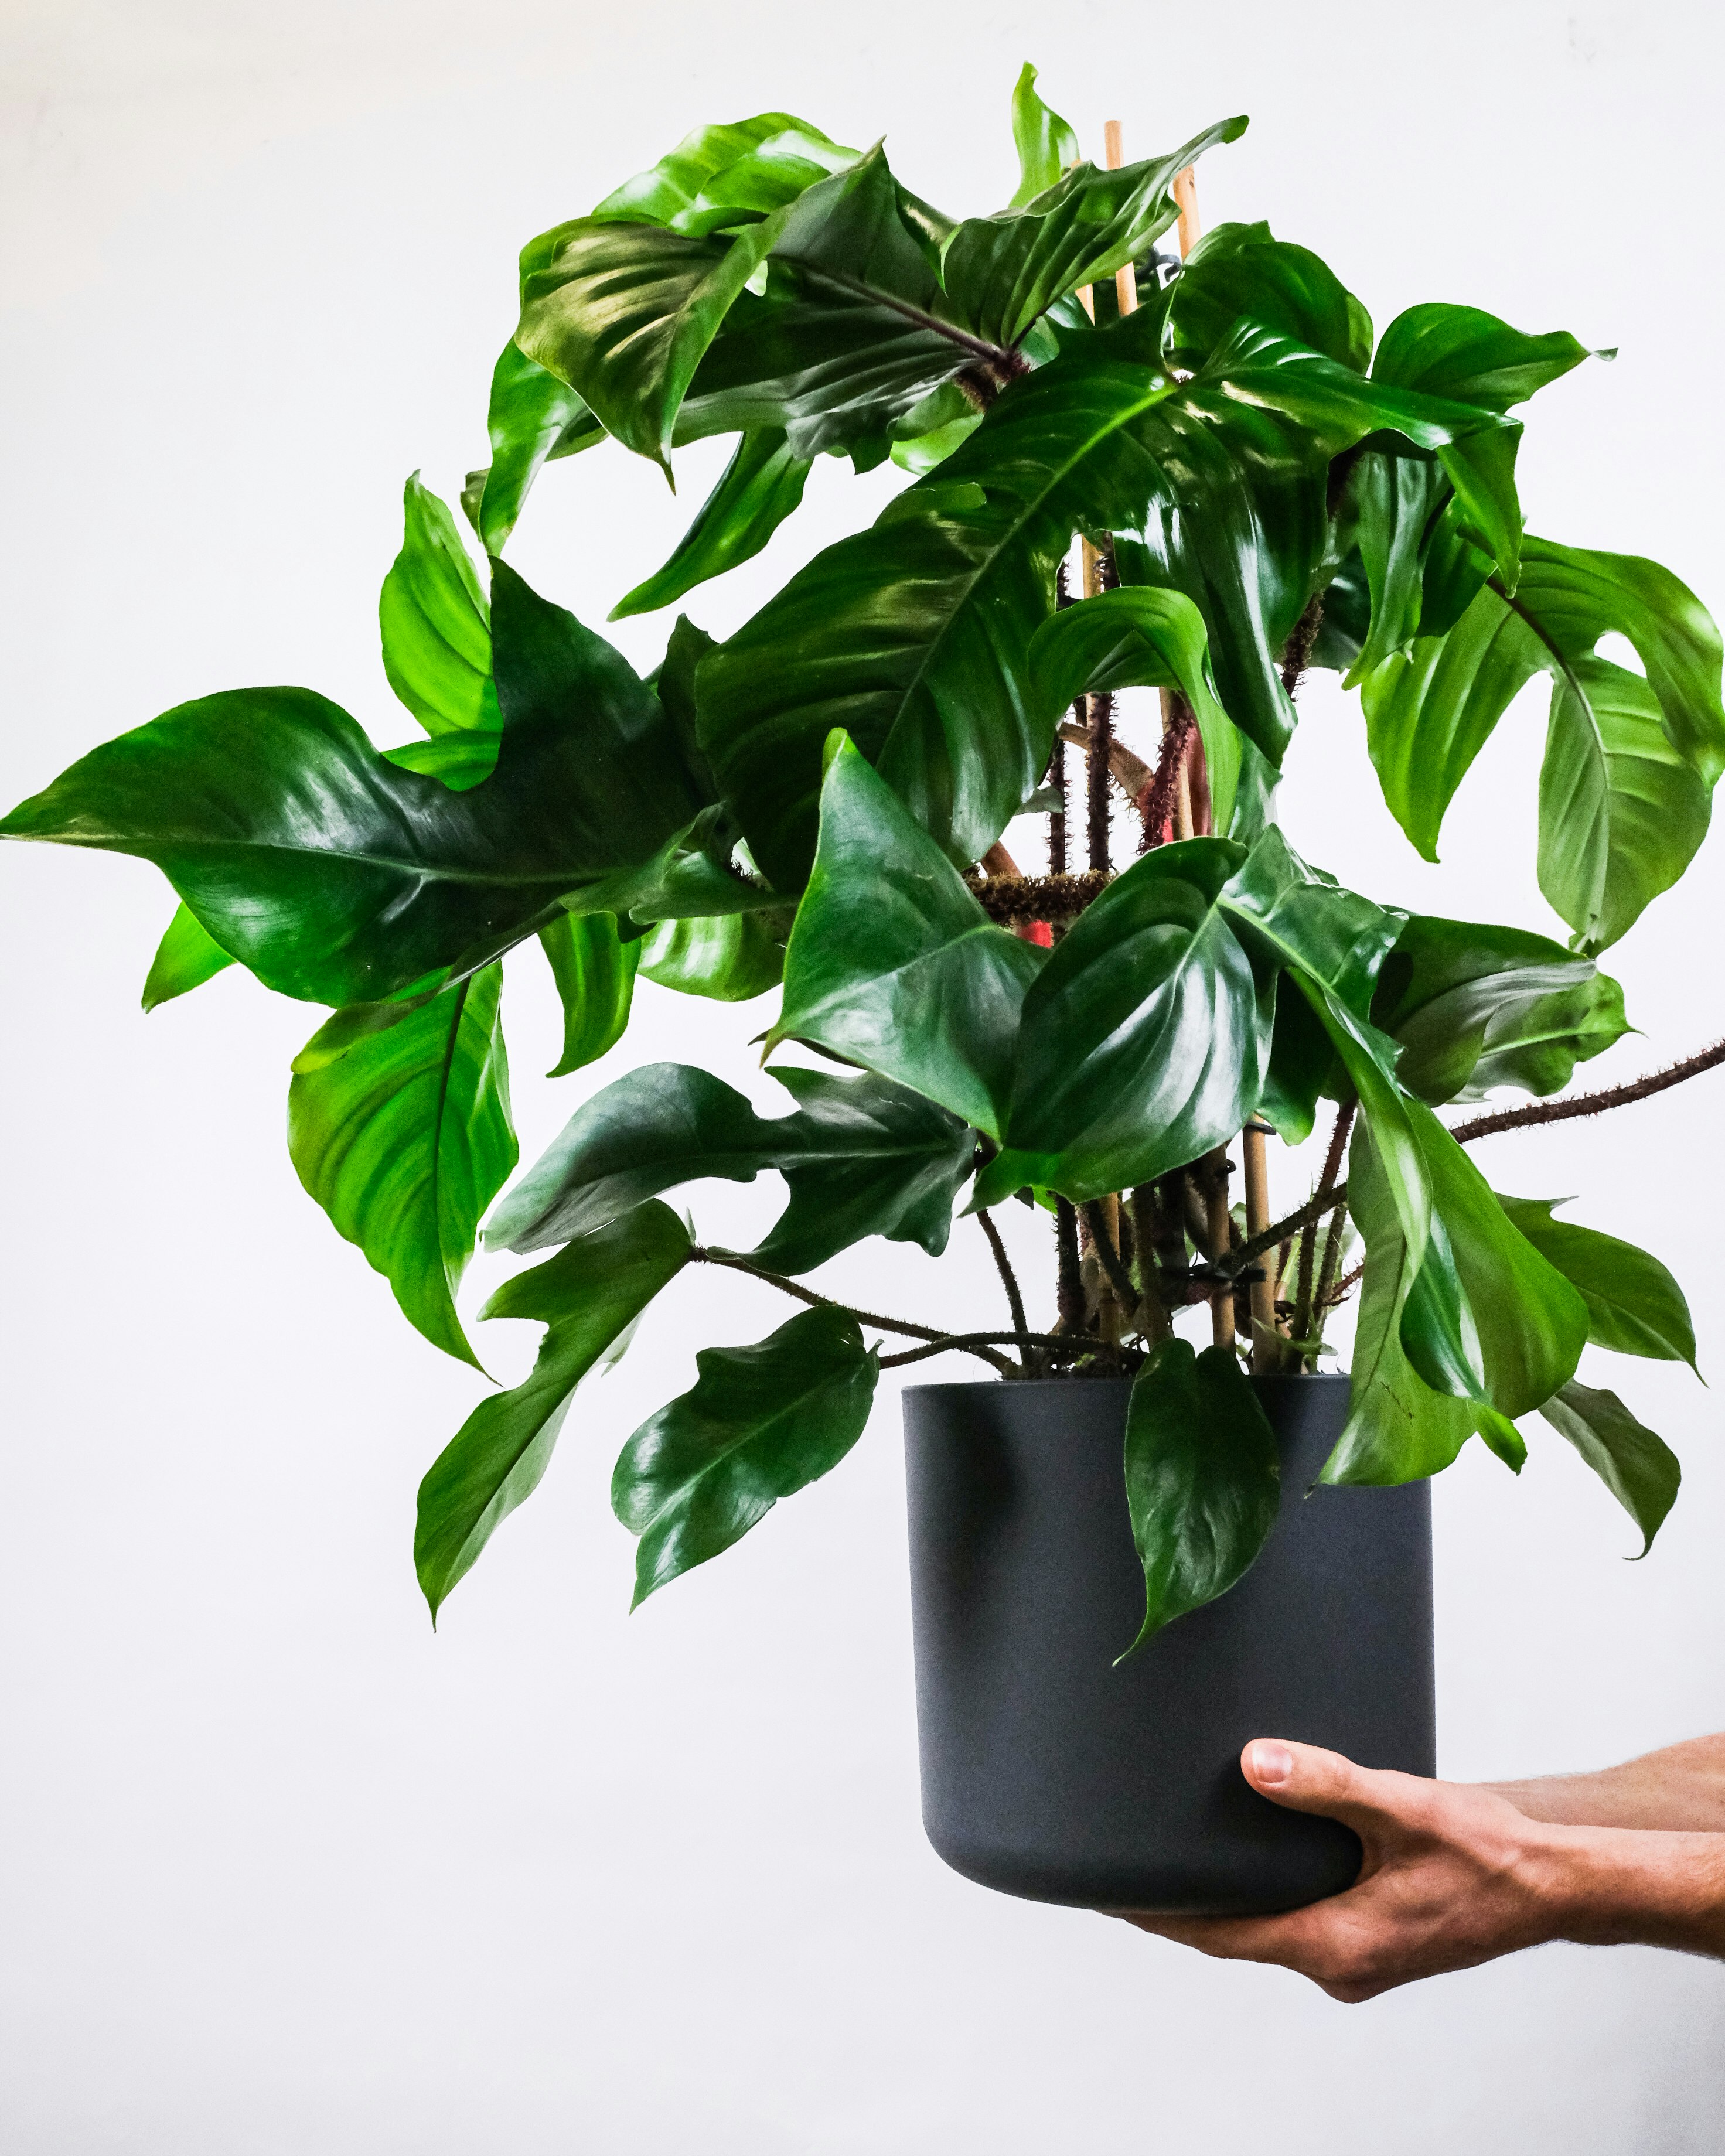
[1121,1735,1725,2002]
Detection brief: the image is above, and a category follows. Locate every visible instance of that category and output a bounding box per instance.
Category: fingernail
[1249,1741,1294,1786]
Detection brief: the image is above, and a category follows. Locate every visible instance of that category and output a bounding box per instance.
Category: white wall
[2,2,1723,2148]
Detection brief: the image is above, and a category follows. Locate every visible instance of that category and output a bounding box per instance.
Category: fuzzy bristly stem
[1291,1101,1355,1351]
[1139,698,1195,849]
[1085,691,1115,869]
[690,1247,1015,1375]
[880,1328,1117,1369]
[971,869,1111,924]
[977,1208,1033,1365]
[1054,1194,1086,1334]
[1448,1036,1725,1142]
[1083,1199,1138,1320]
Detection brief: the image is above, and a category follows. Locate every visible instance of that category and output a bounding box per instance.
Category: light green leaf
[638,910,784,1001]
[379,473,500,738]
[591,112,856,234]
[1371,303,1600,414]
[287,967,516,1367]
[471,340,605,558]
[611,429,810,619]
[539,911,638,1077]
[1120,1338,1280,1656]
[1007,63,1079,210]
[1496,1198,1699,1372]
[612,1304,878,1606]
[414,1202,692,1619]
[142,902,235,1011]
[1538,1379,1680,1554]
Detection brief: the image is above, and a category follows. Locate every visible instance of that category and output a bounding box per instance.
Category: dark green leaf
[638,910,784,1001]
[1007,63,1079,209]
[414,1202,691,1618]
[768,737,1044,1134]
[1371,303,1600,414]
[1538,1379,1680,1554]
[288,968,516,1367]
[1496,1198,1699,1372]
[611,428,810,619]
[1120,1338,1280,1656]
[539,911,638,1077]
[1371,914,1627,1103]
[612,1304,878,1606]
[142,902,235,1011]
[472,340,605,558]
[379,473,500,738]
[940,118,1248,347]
[741,1066,974,1275]
[1167,221,1370,371]
[1,563,703,1005]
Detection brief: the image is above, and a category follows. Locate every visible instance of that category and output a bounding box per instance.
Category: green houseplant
[5,73,1719,1877]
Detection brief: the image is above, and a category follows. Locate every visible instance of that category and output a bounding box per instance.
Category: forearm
[1545,1821,1725,1959]
[1488,1734,1725,1833]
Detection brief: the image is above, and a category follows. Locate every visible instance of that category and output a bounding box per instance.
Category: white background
[3,2,1723,2147]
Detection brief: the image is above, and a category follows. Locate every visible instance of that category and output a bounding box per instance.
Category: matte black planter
[902,1374,1434,1915]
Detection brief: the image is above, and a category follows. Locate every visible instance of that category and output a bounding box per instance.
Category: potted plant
[5,69,1719,1916]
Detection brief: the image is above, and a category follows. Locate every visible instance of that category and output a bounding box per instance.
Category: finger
[1238,1738,1435,1837]
[1121,1909,1329,1966]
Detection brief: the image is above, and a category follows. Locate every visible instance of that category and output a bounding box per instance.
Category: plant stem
[688,1247,1016,1376]
[1083,1199,1138,1322]
[977,1208,1032,1358]
[1448,1036,1725,1142]
[1054,1194,1086,1333]
[880,1328,1116,1370]
[1291,1102,1354,1349]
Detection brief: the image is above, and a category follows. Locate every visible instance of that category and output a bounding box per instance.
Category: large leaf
[1119,1338,1281,1656]
[141,902,235,1011]
[538,911,638,1077]
[414,1202,691,1619]
[1362,538,1725,947]
[1025,584,1269,839]
[611,428,810,619]
[1370,914,1627,1103]
[2,564,704,1005]
[768,738,1044,1134]
[1496,1198,1699,1372]
[612,1304,878,1606]
[939,117,1248,347]
[1371,303,1598,414]
[488,1053,972,1277]
[591,113,857,235]
[471,340,605,558]
[701,315,1517,884]
[1538,655,1712,953]
[1007,63,1079,210]
[287,967,516,1366]
[1538,1379,1680,1554]
[379,474,499,738]
[1166,221,1370,371]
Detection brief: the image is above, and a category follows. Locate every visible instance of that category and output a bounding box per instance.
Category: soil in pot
[902,1372,1434,1916]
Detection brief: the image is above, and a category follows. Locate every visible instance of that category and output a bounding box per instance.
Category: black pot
[902,1373,1434,1915]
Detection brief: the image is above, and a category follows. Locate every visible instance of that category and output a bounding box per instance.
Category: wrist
[1536,1823,1725,1949]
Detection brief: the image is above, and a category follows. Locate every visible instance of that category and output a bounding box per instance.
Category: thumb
[1240,1738,1425,1837]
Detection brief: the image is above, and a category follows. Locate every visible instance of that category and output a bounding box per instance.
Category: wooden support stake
[1242,1119,1279,1371]
[1199,1148,1234,1349]
[1103,121,1138,316]
[1173,165,1202,258]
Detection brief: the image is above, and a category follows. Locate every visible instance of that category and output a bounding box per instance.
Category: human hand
[1121,1738,1577,2003]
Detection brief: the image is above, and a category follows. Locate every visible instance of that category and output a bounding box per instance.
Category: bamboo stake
[1172,165,1202,258]
[1242,1118,1279,1372]
[1158,155,1204,844]
[1199,1147,1234,1350]
[1103,121,1138,317]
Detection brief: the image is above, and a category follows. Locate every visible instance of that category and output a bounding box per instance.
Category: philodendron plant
[7,69,1721,1648]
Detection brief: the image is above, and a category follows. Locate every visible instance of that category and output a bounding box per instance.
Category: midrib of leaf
[652,1359,867,1520]
[428,974,476,1311]
[789,261,1011,366]
[1491,575,1611,921]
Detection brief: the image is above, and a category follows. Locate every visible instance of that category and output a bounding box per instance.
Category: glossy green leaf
[142,902,235,1011]
[611,429,810,619]
[1335,453,1450,685]
[612,1304,878,1606]
[742,1066,974,1275]
[1,564,703,1005]
[769,738,1044,1134]
[1538,1379,1680,1553]
[414,1202,691,1618]
[539,911,638,1077]
[1362,538,1725,941]
[1167,221,1370,371]
[591,113,855,234]
[1370,914,1627,1103]
[1538,655,1712,953]
[489,1062,782,1253]
[1120,1338,1280,1656]
[288,967,516,1366]
[472,340,605,558]
[940,117,1248,347]
[638,910,784,1001]
[379,473,500,737]
[1025,585,1265,838]
[380,730,500,791]
[1496,1198,1699,1372]
[1008,63,1079,209]
[1371,303,1600,414]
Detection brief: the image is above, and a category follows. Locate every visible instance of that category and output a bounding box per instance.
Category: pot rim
[900,1369,1354,1400]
